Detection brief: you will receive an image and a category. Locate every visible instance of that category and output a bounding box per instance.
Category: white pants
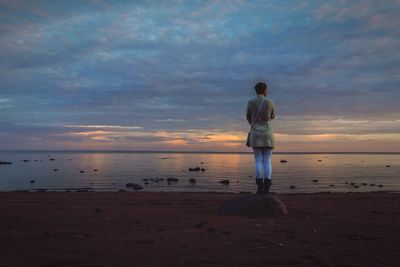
[252,147,272,180]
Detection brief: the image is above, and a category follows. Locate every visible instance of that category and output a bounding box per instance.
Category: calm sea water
[0,151,399,193]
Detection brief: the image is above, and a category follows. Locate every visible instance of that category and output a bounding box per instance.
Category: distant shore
[0,191,399,266]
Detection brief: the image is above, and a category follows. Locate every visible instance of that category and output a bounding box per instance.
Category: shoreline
[1,191,399,266]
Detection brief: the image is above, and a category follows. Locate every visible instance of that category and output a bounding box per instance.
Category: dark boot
[255,178,263,194]
[263,179,272,194]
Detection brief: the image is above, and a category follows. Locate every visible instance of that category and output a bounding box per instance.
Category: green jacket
[246,95,275,148]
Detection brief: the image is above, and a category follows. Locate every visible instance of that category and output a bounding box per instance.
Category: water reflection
[0,152,399,193]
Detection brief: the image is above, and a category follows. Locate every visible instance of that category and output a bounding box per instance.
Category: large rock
[218,194,287,217]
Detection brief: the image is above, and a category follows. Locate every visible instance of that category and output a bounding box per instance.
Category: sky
[0,0,399,152]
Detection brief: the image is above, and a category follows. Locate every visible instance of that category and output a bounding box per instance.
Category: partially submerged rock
[218,194,288,217]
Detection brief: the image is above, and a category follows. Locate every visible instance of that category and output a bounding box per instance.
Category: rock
[386,165,391,167]
[189,178,196,184]
[80,170,85,173]
[167,177,179,182]
[378,184,383,188]
[218,194,288,217]
[162,157,168,159]
[219,179,229,185]
[142,178,148,181]
[318,160,322,162]
[370,183,376,186]
[144,182,150,185]
[126,183,134,187]
[37,189,48,192]
[0,161,12,165]
[280,160,288,163]
[30,180,35,183]
[188,167,201,171]
[93,169,98,171]
[53,169,59,171]
[68,159,72,161]
[22,160,30,162]
[49,158,55,161]
[76,189,89,192]
[118,189,127,192]
[200,168,206,171]
[350,182,355,185]
[289,185,296,189]
[201,162,204,164]
[132,185,143,190]
[362,183,367,186]
[312,179,319,183]
[330,184,335,187]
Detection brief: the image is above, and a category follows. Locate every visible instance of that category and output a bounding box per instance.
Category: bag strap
[250,97,265,127]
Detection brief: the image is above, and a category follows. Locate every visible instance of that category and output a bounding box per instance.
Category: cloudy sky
[0,0,399,152]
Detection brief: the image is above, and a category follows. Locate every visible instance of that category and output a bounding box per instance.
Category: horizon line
[0,150,399,154]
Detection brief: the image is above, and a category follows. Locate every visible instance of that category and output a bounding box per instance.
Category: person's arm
[270,101,275,120]
[246,101,252,125]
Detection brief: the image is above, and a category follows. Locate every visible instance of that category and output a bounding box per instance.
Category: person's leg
[252,147,263,194]
[262,147,272,180]
[262,147,272,193]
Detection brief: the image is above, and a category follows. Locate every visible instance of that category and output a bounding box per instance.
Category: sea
[0,151,399,193]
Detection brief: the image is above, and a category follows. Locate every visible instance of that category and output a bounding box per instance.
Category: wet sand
[0,191,399,266]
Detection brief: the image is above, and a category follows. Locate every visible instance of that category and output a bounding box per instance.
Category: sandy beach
[0,191,399,266]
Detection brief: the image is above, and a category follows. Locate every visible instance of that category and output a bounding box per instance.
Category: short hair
[254,82,267,94]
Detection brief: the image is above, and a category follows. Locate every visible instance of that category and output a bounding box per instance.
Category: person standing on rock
[246,81,275,194]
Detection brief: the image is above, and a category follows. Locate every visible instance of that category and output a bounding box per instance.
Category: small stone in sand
[22,160,30,162]
[312,179,319,183]
[0,161,12,165]
[330,184,335,187]
[318,160,322,162]
[289,185,296,189]
[80,170,85,173]
[49,158,55,161]
[189,178,196,184]
[280,160,288,163]
[378,184,383,188]
[219,179,229,185]
[167,177,179,182]
[53,169,58,171]
[30,180,35,183]
[188,167,201,171]
[93,169,98,171]
[386,165,391,167]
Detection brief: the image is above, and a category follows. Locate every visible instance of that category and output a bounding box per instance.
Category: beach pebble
[201,162,204,164]
[0,161,12,165]
[80,170,85,173]
[189,178,196,184]
[188,167,201,171]
[93,169,98,171]
[318,160,322,162]
[312,179,319,183]
[22,160,30,162]
[30,180,35,183]
[53,169,59,171]
[386,165,390,167]
[167,177,179,182]
[280,160,288,163]
[49,158,55,161]
[289,185,296,189]
[370,183,376,186]
[378,184,383,188]
[350,182,355,186]
[330,184,335,187]
[219,179,229,185]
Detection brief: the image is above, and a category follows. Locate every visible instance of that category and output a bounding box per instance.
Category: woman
[246,81,275,194]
